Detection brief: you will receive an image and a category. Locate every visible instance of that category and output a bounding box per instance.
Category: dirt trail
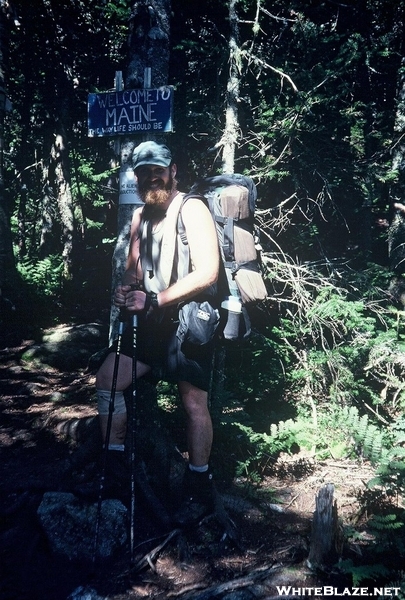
[0,334,381,599]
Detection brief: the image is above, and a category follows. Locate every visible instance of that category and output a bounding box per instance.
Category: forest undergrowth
[2,255,405,595]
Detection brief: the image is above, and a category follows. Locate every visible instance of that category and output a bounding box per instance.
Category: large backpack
[179,174,267,341]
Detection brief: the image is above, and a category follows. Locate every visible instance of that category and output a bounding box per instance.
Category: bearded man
[94,141,220,525]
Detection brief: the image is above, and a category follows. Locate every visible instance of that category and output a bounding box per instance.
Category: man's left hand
[125,289,147,312]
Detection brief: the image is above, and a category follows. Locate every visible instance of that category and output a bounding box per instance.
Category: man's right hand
[114,285,148,313]
[113,285,131,307]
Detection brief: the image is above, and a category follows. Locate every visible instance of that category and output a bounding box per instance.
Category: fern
[339,559,389,587]
[17,255,64,298]
[232,417,317,479]
[366,512,405,558]
[369,446,405,495]
[369,513,404,531]
[339,405,387,464]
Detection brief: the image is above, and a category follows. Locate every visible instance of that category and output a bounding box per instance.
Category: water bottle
[221,296,242,340]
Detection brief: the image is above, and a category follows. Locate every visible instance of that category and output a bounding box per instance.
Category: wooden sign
[88,87,174,137]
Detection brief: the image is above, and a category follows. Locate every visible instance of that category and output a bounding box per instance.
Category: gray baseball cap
[132,141,172,170]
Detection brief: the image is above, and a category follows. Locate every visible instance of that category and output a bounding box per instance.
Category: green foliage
[220,260,405,529]
[338,406,388,464]
[17,255,63,300]
[269,418,317,453]
[369,443,405,497]
[3,0,405,584]
[230,417,317,478]
[338,559,390,587]
[230,423,283,476]
[5,0,405,305]
[369,513,404,532]
[338,489,405,585]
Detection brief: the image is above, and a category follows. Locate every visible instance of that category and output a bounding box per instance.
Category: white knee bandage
[97,389,126,415]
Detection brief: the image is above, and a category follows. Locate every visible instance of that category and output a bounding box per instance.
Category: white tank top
[139,192,190,294]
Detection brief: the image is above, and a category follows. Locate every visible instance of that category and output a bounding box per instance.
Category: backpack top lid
[187,174,257,216]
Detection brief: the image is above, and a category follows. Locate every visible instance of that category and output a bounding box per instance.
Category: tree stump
[307,483,341,570]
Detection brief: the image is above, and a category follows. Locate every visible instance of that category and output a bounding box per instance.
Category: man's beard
[140,177,177,208]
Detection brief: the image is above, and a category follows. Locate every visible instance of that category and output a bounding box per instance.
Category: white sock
[107,444,125,452]
[189,463,209,473]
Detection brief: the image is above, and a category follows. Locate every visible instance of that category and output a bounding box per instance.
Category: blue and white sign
[119,168,144,205]
[88,87,174,137]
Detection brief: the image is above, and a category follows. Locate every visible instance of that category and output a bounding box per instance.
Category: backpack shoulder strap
[177,193,208,246]
[159,192,186,285]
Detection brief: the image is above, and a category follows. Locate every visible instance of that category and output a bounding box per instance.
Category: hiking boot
[75,449,130,507]
[174,468,216,527]
[103,449,130,505]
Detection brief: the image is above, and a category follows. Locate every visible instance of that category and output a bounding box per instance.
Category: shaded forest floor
[0,323,400,600]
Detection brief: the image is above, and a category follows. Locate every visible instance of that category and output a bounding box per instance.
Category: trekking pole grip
[118,307,127,322]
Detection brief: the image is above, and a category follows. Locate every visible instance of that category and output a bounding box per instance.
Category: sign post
[89,72,174,342]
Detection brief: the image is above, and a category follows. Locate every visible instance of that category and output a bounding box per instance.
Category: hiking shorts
[109,305,216,392]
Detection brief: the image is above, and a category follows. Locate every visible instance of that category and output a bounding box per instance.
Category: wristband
[149,292,159,308]
[145,291,159,312]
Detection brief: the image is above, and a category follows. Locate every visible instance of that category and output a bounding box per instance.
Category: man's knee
[95,352,132,390]
[95,354,114,389]
[179,381,209,415]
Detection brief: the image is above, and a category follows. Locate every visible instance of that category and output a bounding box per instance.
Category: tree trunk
[212,0,242,417]
[38,181,54,259]
[307,483,342,570]
[109,0,171,343]
[388,56,405,273]
[222,0,241,174]
[127,0,171,90]
[109,139,138,343]
[16,184,27,259]
[0,1,15,291]
[51,130,75,280]
[388,58,405,274]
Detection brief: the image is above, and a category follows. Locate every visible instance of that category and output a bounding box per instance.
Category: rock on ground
[37,491,127,561]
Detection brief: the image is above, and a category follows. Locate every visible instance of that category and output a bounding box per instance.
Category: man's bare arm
[157,197,219,307]
[113,208,144,309]
[122,207,144,286]
[120,198,219,312]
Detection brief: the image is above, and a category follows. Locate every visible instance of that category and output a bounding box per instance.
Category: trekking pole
[129,309,138,566]
[92,307,127,568]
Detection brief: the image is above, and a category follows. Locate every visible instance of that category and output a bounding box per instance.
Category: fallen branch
[172,564,282,599]
[131,528,181,573]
